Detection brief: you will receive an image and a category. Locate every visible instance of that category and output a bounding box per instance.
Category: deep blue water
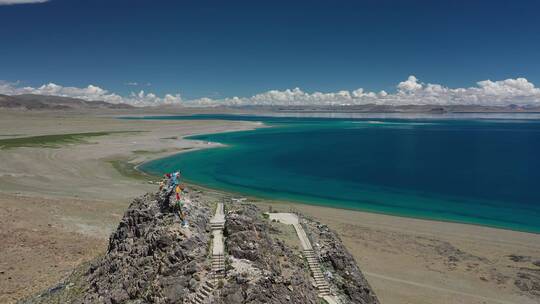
[133,114,540,233]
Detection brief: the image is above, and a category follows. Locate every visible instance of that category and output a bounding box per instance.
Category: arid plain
[0,110,539,304]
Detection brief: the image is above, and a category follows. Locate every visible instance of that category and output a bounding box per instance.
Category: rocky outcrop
[217,204,320,304]
[22,191,212,304]
[303,218,380,304]
[22,192,379,304]
[80,192,211,303]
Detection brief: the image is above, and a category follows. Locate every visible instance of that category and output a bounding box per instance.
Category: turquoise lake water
[134,114,540,233]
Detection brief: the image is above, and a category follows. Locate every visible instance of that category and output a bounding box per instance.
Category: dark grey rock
[303,217,380,304]
[20,194,379,304]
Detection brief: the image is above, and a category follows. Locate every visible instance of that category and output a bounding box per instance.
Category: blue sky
[1,0,540,105]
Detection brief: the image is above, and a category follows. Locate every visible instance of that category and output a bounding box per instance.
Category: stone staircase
[304,249,331,296]
[189,203,227,304]
[211,253,226,279]
[210,220,225,230]
[189,280,215,304]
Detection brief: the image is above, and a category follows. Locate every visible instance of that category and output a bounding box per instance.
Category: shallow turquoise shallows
[134,114,540,233]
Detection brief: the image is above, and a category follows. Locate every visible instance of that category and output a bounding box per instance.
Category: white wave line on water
[349,121,438,125]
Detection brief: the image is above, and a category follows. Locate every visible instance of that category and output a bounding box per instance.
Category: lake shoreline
[135,115,540,235]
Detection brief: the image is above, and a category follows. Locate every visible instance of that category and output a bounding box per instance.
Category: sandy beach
[1,110,539,304]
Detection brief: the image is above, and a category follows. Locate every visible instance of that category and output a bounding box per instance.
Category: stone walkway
[210,202,226,279]
[210,202,225,256]
[190,202,226,304]
[268,213,340,304]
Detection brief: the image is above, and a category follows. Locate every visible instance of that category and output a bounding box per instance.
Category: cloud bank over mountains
[1,76,540,107]
[194,76,540,107]
[0,81,182,106]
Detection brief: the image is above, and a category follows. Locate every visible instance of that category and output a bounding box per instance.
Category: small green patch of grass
[0,131,139,150]
[133,147,191,155]
[108,159,154,181]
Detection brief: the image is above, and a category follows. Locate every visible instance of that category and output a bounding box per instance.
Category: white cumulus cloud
[2,76,540,107]
[186,76,540,107]
[0,0,49,5]
[397,75,422,92]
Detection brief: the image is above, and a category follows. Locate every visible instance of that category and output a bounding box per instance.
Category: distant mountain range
[0,94,133,110]
[252,104,540,113]
[2,93,540,113]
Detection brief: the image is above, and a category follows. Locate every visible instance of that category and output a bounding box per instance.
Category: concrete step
[195,294,205,302]
[319,290,330,294]
[317,285,330,290]
[203,285,213,293]
[319,292,331,296]
[190,280,216,304]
